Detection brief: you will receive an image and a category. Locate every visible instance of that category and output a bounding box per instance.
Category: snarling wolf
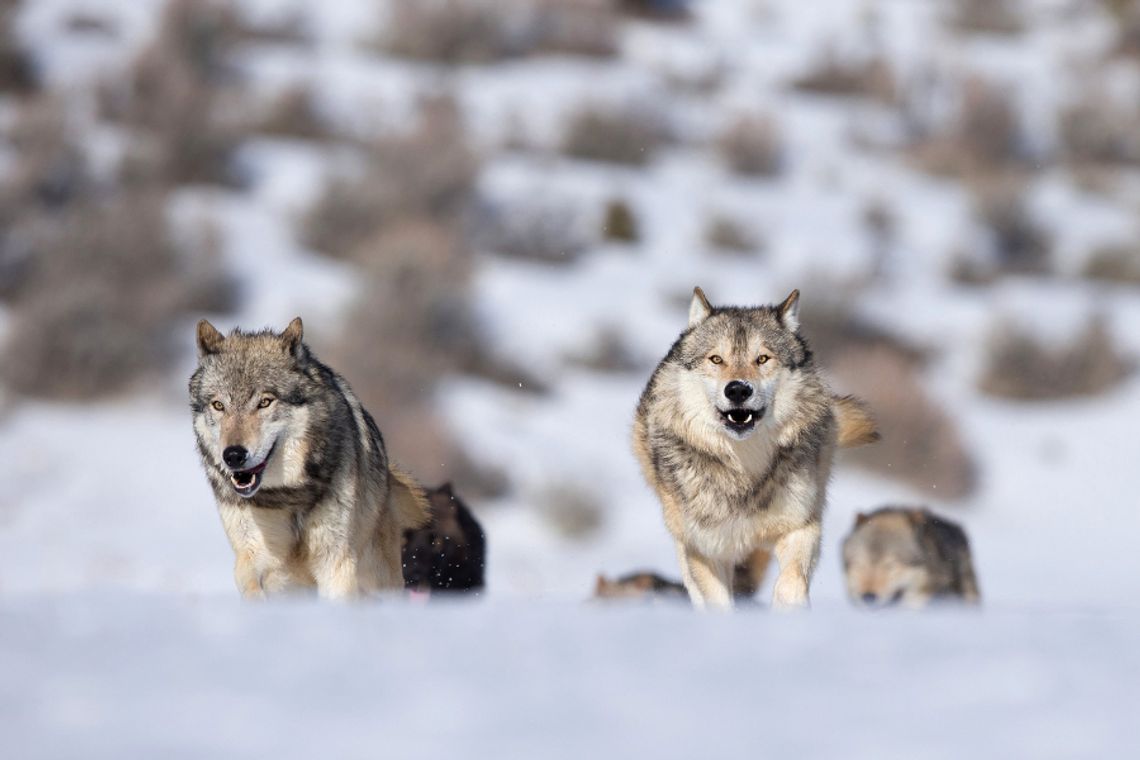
[402,482,486,594]
[633,287,878,610]
[842,507,981,608]
[190,317,429,599]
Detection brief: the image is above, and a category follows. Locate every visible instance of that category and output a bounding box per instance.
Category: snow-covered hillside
[2,0,1140,755]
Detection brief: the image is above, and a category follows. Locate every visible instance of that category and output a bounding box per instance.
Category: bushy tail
[388,466,431,531]
[832,395,880,448]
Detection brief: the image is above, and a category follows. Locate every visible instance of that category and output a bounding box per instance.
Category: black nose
[724,380,753,403]
[861,592,878,605]
[223,446,248,469]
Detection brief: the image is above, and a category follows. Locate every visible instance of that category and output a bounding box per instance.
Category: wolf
[593,571,688,602]
[402,482,486,594]
[633,287,878,610]
[842,507,981,608]
[190,317,429,599]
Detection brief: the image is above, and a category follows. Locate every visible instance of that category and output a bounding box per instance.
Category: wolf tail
[832,395,880,448]
[388,466,431,531]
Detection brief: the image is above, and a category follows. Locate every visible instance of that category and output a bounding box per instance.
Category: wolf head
[190,317,313,500]
[671,287,810,441]
[841,508,934,609]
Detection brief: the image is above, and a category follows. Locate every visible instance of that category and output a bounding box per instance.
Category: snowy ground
[3,596,1139,759]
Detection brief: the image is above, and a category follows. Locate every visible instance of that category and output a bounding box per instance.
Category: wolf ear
[777,289,800,332]
[281,317,304,359]
[196,320,225,359]
[855,511,870,527]
[689,287,713,327]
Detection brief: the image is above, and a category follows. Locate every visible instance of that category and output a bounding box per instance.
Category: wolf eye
[211,400,225,412]
[258,396,274,409]
[756,354,771,365]
[709,355,723,365]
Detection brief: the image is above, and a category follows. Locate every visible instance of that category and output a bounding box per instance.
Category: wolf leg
[314,554,361,600]
[771,522,821,610]
[733,547,773,599]
[234,552,265,600]
[677,542,733,610]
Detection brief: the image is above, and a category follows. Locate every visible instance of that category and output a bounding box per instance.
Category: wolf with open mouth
[190,317,429,599]
[633,287,879,610]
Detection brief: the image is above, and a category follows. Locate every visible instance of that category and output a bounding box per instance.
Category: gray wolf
[842,506,981,608]
[190,317,429,599]
[402,482,486,594]
[593,571,688,602]
[633,287,878,610]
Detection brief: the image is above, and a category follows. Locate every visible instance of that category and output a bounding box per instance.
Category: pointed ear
[777,289,800,332]
[854,511,870,527]
[196,320,224,359]
[594,574,609,594]
[689,287,712,327]
[281,317,304,358]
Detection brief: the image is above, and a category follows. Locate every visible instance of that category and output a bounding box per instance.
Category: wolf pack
[190,287,980,610]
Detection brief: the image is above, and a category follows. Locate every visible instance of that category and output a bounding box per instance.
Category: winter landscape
[1,0,1139,756]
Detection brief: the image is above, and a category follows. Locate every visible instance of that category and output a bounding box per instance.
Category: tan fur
[842,507,981,608]
[833,395,880,448]
[635,287,877,611]
[191,317,430,600]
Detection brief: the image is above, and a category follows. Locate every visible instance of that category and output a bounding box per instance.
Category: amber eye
[258,396,274,409]
[709,355,723,365]
[211,400,225,412]
[756,354,771,365]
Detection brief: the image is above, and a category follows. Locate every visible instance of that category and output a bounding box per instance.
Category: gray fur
[842,506,981,608]
[634,288,871,610]
[190,318,428,599]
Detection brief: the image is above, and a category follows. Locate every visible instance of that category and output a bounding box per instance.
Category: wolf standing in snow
[842,507,980,608]
[633,288,878,610]
[190,317,428,599]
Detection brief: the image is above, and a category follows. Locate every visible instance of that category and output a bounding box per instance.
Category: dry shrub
[0,0,36,95]
[1081,246,1140,285]
[601,198,639,242]
[704,214,760,256]
[1057,93,1140,167]
[0,194,235,399]
[946,248,999,287]
[832,347,978,500]
[949,0,1025,36]
[909,77,1023,177]
[717,114,782,177]
[232,7,311,46]
[62,12,118,37]
[0,97,87,213]
[101,0,246,188]
[800,298,928,369]
[375,0,616,64]
[618,0,692,22]
[330,218,538,495]
[303,94,477,260]
[972,178,1052,276]
[791,53,895,103]
[564,326,645,373]
[533,482,604,541]
[562,103,666,166]
[473,195,592,265]
[978,317,1133,400]
[257,83,333,140]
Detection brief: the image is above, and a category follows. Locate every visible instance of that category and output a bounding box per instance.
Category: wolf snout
[860,591,878,605]
[724,380,753,404]
[223,445,248,469]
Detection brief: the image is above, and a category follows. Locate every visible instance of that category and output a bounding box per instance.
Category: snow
[2,596,1138,759]
[3,0,1140,755]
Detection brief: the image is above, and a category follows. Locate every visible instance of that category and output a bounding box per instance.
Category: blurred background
[0,0,1138,606]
